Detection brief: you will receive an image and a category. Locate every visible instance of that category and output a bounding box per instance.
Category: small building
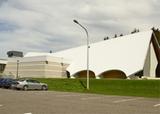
[4,56,70,78]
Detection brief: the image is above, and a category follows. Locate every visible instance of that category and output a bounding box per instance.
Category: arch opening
[156,63,160,78]
[99,70,127,79]
[66,71,70,78]
[73,70,96,78]
[0,64,6,73]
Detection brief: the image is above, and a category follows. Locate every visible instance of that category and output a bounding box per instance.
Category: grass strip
[35,78,160,98]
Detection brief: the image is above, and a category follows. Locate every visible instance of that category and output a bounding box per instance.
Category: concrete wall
[150,43,158,77]
[143,46,150,76]
[44,61,69,78]
[143,43,158,78]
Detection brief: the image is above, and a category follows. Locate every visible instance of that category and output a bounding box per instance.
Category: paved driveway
[0,89,159,114]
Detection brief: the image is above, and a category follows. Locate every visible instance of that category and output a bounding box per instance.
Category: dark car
[0,78,17,89]
[0,78,5,87]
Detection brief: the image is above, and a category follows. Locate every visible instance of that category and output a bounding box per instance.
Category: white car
[12,79,48,91]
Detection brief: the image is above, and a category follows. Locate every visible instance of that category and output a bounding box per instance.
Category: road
[0,89,159,114]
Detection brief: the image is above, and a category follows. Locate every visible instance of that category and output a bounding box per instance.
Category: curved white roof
[52,30,153,77]
[25,30,153,77]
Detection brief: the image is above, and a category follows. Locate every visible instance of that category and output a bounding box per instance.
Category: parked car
[0,78,5,87]
[11,79,48,91]
[0,78,17,89]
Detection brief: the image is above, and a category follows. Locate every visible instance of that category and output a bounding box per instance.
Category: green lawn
[35,78,160,98]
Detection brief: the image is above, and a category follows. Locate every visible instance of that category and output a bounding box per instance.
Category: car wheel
[23,85,28,91]
[41,85,47,90]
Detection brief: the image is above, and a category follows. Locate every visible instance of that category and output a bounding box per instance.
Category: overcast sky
[0,0,159,58]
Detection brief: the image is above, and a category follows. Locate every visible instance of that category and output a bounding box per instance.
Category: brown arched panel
[74,70,96,78]
[66,71,70,78]
[99,70,127,79]
[156,63,160,77]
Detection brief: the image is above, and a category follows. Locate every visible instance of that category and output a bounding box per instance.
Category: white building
[4,56,70,78]
[3,30,160,79]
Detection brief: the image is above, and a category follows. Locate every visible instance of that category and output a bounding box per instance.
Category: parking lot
[0,88,159,114]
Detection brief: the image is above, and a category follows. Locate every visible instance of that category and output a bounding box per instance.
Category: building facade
[3,30,160,79]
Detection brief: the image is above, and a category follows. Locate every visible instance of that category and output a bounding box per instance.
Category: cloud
[0,0,160,58]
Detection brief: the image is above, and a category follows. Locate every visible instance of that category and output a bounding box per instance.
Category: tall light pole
[73,19,90,90]
[16,60,19,79]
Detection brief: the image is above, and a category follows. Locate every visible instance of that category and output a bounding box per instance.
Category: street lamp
[73,19,90,90]
[16,60,19,79]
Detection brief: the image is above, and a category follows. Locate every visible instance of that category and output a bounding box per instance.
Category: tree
[114,34,117,38]
[120,34,123,36]
[104,36,109,40]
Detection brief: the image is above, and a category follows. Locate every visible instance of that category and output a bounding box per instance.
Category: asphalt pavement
[0,88,159,114]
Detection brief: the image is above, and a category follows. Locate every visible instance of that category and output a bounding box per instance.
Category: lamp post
[73,19,90,90]
[16,60,19,79]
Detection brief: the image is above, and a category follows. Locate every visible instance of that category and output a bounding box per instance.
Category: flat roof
[0,59,7,64]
